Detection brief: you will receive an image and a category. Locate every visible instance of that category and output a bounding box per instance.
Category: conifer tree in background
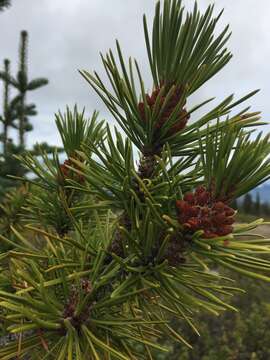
[254,193,261,216]
[262,202,270,217]
[1,1,270,359]
[0,0,10,12]
[0,31,49,191]
[7,30,48,147]
[243,193,253,214]
[0,58,23,191]
[1,59,10,156]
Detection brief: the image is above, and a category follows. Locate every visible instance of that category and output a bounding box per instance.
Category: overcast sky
[1,0,270,148]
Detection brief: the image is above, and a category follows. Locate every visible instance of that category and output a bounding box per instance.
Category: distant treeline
[234,193,270,217]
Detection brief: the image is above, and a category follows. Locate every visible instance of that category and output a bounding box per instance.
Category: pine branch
[1,1,270,359]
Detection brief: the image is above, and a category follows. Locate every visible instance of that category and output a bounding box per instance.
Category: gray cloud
[0,0,270,147]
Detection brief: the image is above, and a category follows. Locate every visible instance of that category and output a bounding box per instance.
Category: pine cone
[59,158,85,184]
[138,154,157,179]
[138,85,189,138]
[176,186,235,238]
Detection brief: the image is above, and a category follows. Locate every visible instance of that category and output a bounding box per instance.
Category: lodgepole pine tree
[1,1,270,359]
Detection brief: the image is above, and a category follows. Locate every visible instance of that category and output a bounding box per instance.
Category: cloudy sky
[1,0,270,148]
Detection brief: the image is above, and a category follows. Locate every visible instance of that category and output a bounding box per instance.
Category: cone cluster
[138,85,189,136]
[176,186,235,238]
[60,158,85,183]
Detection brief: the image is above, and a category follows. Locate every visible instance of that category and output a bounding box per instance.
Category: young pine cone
[138,85,189,138]
[176,186,235,239]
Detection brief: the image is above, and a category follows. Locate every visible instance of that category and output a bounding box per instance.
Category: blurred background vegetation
[158,270,270,360]
[158,196,270,359]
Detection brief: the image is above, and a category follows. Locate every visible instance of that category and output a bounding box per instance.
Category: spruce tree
[243,193,253,214]
[0,59,11,156]
[0,31,49,189]
[0,58,23,191]
[0,31,48,148]
[0,59,21,155]
[254,192,261,216]
[262,202,270,217]
[13,30,48,147]
[0,0,10,12]
[1,1,270,359]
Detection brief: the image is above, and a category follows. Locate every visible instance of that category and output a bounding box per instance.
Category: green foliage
[0,1,270,359]
[143,1,232,91]
[0,185,29,251]
[55,106,106,157]
[199,123,270,200]
[157,272,270,360]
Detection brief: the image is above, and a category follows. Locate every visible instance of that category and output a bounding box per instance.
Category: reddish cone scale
[60,159,85,184]
[138,85,189,136]
[60,159,72,178]
[176,186,235,239]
